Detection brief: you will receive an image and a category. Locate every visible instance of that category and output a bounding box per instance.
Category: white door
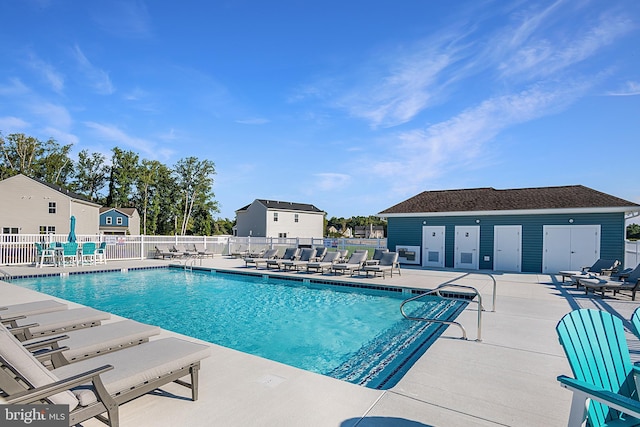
[543,225,600,273]
[455,226,479,269]
[493,226,521,272]
[422,226,445,268]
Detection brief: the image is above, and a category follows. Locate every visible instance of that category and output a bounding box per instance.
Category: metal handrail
[400,283,484,342]
[0,269,12,282]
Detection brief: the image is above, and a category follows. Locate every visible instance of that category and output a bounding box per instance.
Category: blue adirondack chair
[556,309,640,426]
[631,307,640,339]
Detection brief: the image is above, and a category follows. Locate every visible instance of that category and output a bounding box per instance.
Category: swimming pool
[14,268,467,389]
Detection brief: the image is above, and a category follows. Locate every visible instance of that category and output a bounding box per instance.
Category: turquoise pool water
[14,268,466,389]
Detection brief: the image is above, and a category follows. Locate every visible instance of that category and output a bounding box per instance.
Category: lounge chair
[265,247,300,270]
[0,300,68,320]
[22,319,161,368]
[34,242,56,268]
[336,249,350,262]
[364,248,389,266]
[280,248,315,271]
[310,246,327,261]
[0,323,211,427]
[230,245,249,258]
[577,264,640,300]
[556,308,640,426]
[155,245,177,259]
[331,251,369,275]
[362,252,400,278]
[194,243,214,258]
[558,259,619,284]
[3,307,110,341]
[244,248,279,268]
[306,251,341,273]
[176,244,198,257]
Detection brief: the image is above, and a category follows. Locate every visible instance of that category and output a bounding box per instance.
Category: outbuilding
[378,185,640,273]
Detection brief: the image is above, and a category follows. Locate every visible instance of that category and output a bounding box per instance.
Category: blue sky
[1,0,639,220]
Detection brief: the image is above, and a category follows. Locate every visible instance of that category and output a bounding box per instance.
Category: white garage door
[543,225,600,274]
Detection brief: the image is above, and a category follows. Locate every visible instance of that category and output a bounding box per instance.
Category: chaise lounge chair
[280,248,315,271]
[22,319,161,368]
[155,245,178,260]
[577,264,640,300]
[556,308,640,426]
[0,300,68,320]
[362,252,400,279]
[558,259,619,284]
[244,248,279,268]
[3,307,110,341]
[331,251,369,276]
[0,323,211,427]
[265,247,300,270]
[305,251,341,274]
[194,243,214,258]
[364,248,389,266]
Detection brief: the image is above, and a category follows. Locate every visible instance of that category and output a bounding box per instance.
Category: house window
[116,217,123,225]
[2,227,18,234]
[278,232,287,238]
[294,214,299,223]
[273,212,278,222]
[106,217,112,225]
[48,202,56,214]
[39,226,56,234]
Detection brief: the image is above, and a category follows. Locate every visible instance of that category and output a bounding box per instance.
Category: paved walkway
[2,257,639,426]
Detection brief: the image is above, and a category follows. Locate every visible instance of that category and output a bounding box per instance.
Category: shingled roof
[379,185,639,215]
[237,199,323,213]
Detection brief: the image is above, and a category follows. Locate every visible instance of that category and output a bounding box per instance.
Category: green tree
[0,133,73,184]
[174,157,218,235]
[106,147,139,208]
[73,150,109,202]
[628,223,640,240]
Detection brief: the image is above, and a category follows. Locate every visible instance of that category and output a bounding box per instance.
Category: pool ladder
[0,269,11,282]
[400,283,484,342]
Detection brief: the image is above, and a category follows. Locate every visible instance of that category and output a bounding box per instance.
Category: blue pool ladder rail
[400,283,485,342]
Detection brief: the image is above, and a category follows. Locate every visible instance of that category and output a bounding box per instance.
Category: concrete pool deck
[2,257,640,426]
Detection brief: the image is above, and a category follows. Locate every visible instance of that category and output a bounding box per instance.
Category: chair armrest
[1,314,27,324]
[6,365,114,404]
[558,375,640,418]
[33,345,70,362]
[23,334,69,351]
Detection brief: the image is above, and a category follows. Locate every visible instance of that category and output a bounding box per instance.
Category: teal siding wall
[387,212,626,273]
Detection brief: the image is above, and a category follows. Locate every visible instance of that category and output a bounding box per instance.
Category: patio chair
[310,246,327,262]
[80,242,97,266]
[265,247,300,270]
[0,324,211,427]
[61,242,79,267]
[362,252,400,279]
[578,264,640,300]
[280,248,315,271]
[244,248,279,268]
[34,242,56,268]
[95,241,107,264]
[305,251,341,273]
[176,244,198,257]
[2,307,110,341]
[0,300,67,320]
[556,308,640,426]
[559,259,619,284]
[331,251,369,276]
[21,319,161,368]
[632,306,640,339]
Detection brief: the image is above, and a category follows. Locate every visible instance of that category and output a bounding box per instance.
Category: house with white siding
[235,199,324,238]
[0,174,101,235]
[378,185,640,273]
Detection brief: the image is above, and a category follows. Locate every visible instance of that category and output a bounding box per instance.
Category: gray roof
[237,199,323,213]
[379,185,639,215]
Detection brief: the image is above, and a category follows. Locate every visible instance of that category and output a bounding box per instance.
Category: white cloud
[27,53,64,93]
[29,102,73,130]
[42,126,79,145]
[312,173,351,191]
[235,118,270,125]
[0,116,30,132]
[73,45,115,95]
[607,81,640,96]
[84,121,173,161]
[0,78,30,96]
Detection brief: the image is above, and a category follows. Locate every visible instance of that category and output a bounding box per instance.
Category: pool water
[14,268,466,389]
